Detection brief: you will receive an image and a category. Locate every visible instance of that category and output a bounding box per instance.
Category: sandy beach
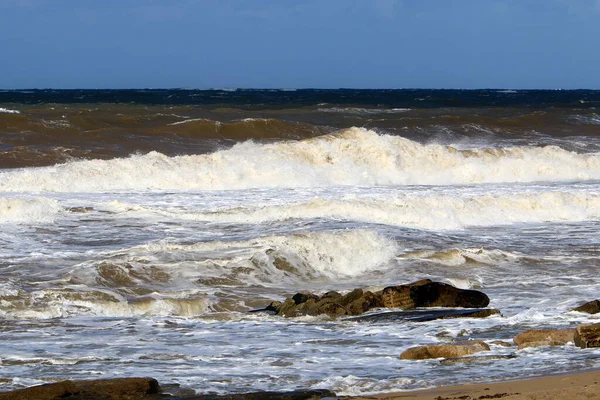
[347,370,600,400]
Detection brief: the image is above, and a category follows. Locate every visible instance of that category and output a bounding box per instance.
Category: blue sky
[1,0,599,89]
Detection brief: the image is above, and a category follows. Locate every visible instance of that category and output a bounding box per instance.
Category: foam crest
[1,128,599,192]
[0,197,62,223]
[157,191,600,230]
[0,107,20,114]
[0,287,210,319]
[150,229,398,279]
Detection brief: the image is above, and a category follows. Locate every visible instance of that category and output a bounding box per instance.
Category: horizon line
[2,87,600,91]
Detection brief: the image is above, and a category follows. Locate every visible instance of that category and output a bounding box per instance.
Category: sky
[1,0,599,89]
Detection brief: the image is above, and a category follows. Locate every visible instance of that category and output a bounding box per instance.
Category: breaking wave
[71,229,399,287]
[0,197,62,224]
[117,191,600,230]
[1,230,398,318]
[0,107,20,114]
[1,128,599,192]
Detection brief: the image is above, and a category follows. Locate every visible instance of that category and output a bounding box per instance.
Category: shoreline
[1,369,600,399]
[345,369,600,400]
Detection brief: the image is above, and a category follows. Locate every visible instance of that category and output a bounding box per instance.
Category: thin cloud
[373,0,402,19]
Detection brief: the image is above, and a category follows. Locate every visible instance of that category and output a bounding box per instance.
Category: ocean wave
[317,107,410,114]
[0,230,398,318]
[1,128,599,192]
[0,107,20,114]
[399,248,522,266]
[130,191,600,230]
[569,113,600,125]
[0,111,322,141]
[0,286,211,319]
[66,230,398,292]
[0,197,62,224]
[164,117,323,139]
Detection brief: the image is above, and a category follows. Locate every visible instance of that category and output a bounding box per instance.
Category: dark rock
[276,298,300,317]
[381,285,414,309]
[320,291,342,301]
[409,281,490,308]
[264,279,492,318]
[347,308,500,323]
[518,340,569,349]
[439,354,517,364]
[305,298,347,317]
[0,378,160,400]
[0,381,79,400]
[281,296,348,318]
[339,288,364,307]
[291,292,319,305]
[67,206,94,213]
[463,309,500,318]
[248,301,280,314]
[489,341,513,347]
[573,300,600,314]
[381,279,432,309]
[346,291,384,316]
[574,322,600,349]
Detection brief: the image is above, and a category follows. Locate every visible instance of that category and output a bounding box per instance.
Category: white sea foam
[138,229,398,280]
[570,113,600,125]
[137,191,600,230]
[1,128,599,192]
[0,197,62,224]
[317,107,411,114]
[0,289,211,319]
[0,230,398,319]
[167,117,213,126]
[64,230,399,296]
[0,107,20,114]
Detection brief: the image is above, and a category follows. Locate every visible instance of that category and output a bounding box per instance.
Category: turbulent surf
[1,89,599,395]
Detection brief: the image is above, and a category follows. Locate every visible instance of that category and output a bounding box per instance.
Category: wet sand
[348,370,600,400]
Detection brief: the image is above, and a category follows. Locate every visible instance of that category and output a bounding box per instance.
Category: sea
[0,89,599,396]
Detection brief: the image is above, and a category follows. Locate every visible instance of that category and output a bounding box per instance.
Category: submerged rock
[0,377,159,400]
[0,380,335,400]
[574,323,600,349]
[489,340,513,347]
[439,354,517,364]
[400,341,490,360]
[347,308,500,322]
[573,300,600,314]
[261,279,492,318]
[408,281,490,308]
[513,329,575,349]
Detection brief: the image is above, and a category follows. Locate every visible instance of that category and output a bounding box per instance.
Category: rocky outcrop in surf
[400,341,490,360]
[572,300,600,314]
[0,378,335,400]
[575,323,600,349]
[0,378,159,400]
[260,279,494,318]
[513,329,576,349]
